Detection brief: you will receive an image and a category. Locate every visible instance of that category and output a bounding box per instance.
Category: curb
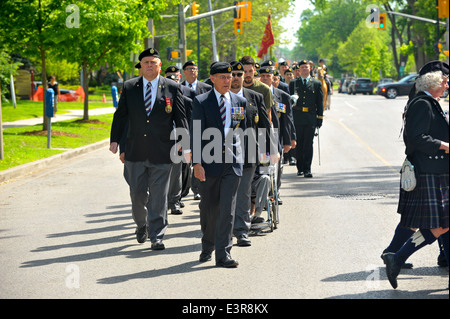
[0,138,110,184]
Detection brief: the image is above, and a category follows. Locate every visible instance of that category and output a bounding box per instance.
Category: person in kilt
[382,61,449,289]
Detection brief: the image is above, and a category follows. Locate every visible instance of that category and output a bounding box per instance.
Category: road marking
[328,118,396,172]
[344,101,358,110]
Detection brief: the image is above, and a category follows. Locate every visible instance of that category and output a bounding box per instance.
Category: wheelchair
[250,162,279,234]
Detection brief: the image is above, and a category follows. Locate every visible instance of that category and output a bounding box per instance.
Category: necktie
[303,78,307,86]
[219,95,226,127]
[189,83,193,89]
[145,82,152,116]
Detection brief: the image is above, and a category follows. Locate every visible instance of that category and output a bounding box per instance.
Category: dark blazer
[404,92,449,174]
[191,90,247,177]
[277,81,290,95]
[110,75,188,163]
[272,87,295,145]
[182,80,212,95]
[289,77,323,127]
[241,88,272,167]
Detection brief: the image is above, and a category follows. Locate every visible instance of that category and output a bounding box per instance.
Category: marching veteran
[110,48,189,250]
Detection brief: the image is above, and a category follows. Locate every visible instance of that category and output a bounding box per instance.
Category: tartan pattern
[398,173,449,229]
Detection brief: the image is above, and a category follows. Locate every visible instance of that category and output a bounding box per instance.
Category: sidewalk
[0,107,117,183]
[2,106,117,128]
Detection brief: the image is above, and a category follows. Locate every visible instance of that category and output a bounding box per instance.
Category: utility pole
[178,2,187,66]
[207,0,219,62]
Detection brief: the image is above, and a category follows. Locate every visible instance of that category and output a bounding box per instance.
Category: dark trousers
[124,160,172,242]
[295,124,315,173]
[199,165,241,261]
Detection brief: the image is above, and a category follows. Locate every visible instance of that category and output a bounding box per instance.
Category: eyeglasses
[214,75,233,81]
[185,67,198,71]
[232,73,243,77]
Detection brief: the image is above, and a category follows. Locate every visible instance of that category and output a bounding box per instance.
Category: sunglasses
[232,72,244,77]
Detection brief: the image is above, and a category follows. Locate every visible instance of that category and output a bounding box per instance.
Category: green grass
[1,98,114,122]
[1,113,113,171]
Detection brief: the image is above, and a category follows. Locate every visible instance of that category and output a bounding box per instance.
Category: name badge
[165,98,172,113]
[302,107,309,112]
[231,106,245,120]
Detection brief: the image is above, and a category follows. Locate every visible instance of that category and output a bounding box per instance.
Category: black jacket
[404,92,449,174]
[110,75,188,163]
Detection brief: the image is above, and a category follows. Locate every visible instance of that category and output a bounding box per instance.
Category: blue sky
[280,0,314,49]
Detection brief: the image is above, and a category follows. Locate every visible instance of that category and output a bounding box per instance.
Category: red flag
[258,14,275,58]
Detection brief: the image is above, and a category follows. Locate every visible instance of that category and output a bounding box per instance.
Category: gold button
[144,134,147,137]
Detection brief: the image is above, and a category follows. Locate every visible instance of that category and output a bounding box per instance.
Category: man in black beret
[229,60,275,246]
[181,60,212,96]
[191,62,247,267]
[110,48,189,250]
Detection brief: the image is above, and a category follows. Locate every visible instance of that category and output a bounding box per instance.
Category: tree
[55,0,180,120]
[0,0,62,130]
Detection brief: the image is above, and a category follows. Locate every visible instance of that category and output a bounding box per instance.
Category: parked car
[377,74,418,99]
[339,77,354,93]
[348,78,374,95]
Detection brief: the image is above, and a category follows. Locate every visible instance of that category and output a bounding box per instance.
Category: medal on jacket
[254,114,259,124]
[276,102,286,117]
[165,98,172,113]
[231,106,245,120]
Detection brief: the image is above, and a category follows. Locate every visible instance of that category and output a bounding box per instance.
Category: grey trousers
[233,166,257,237]
[168,161,182,210]
[199,165,241,261]
[124,160,172,242]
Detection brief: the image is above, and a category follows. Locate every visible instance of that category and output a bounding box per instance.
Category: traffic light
[378,12,387,29]
[234,18,243,35]
[192,1,200,16]
[438,0,449,18]
[238,1,252,21]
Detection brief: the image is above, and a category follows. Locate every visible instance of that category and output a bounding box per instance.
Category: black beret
[260,60,275,67]
[279,61,288,66]
[298,60,308,66]
[259,67,273,74]
[183,60,197,70]
[135,62,141,69]
[165,65,180,74]
[210,62,232,75]
[273,70,280,76]
[292,64,300,70]
[138,48,160,61]
[255,63,260,69]
[284,67,293,74]
[254,70,260,77]
[418,60,449,76]
[230,61,244,71]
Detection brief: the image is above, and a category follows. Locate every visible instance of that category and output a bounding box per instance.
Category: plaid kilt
[397,173,449,229]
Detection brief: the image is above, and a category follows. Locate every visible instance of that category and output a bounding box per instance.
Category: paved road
[0,94,448,303]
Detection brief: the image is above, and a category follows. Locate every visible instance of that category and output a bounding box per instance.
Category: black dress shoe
[135,226,148,244]
[384,253,401,289]
[199,251,212,262]
[381,251,413,269]
[216,257,239,268]
[171,208,183,215]
[304,171,313,178]
[289,158,296,166]
[179,201,185,208]
[151,240,165,250]
[194,193,201,200]
[277,197,283,205]
[236,234,251,247]
[297,171,303,176]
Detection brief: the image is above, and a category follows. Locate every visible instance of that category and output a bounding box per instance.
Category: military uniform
[289,61,323,177]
